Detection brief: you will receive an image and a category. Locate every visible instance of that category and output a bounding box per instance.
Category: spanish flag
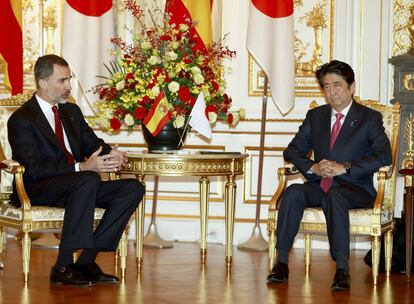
[143,91,172,137]
[0,0,23,95]
[165,0,213,51]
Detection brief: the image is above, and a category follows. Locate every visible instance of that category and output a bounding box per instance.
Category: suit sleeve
[8,113,76,181]
[283,111,319,181]
[346,111,392,178]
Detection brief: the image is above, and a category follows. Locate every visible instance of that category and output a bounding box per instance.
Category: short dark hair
[315,60,355,89]
[34,54,69,88]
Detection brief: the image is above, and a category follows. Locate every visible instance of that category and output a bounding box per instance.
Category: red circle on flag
[67,0,112,17]
[252,0,293,18]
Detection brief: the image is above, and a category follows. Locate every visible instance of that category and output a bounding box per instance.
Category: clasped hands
[79,145,127,173]
[311,159,347,178]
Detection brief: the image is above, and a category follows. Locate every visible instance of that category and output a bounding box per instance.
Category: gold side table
[121,152,248,271]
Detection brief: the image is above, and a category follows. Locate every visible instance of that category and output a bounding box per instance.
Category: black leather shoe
[331,269,351,291]
[50,264,95,286]
[267,262,289,283]
[75,262,119,284]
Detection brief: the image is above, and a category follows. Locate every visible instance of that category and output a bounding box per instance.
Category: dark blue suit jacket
[283,101,392,197]
[7,95,111,203]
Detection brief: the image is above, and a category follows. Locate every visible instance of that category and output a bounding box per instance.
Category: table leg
[136,177,146,272]
[225,175,236,271]
[199,176,210,263]
[406,185,413,282]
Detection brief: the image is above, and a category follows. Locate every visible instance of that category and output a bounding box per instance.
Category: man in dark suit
[7,54,145,286]
[266,60,392,290]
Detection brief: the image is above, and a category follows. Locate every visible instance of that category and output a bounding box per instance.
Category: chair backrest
[0,92,33,195]
[354,97,401,222]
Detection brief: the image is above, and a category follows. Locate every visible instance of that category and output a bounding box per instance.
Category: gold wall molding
[403,73,414,91]
[393,0,414,55]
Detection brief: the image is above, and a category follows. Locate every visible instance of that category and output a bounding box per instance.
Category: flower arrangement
[93,0,243,134]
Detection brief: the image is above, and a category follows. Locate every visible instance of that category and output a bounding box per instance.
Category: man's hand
[318,159,347,178]
[79,146,121,173]
[108,144,127,171]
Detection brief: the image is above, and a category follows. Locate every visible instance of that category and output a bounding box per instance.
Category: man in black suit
[266,60,392,290]
[8,54,145,286]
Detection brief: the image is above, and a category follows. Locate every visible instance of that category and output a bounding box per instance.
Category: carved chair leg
[268,229,276,271]
[22,232,31,282]
[119,230,128,279]
[371,235,381,285]
[0,227,4,269]
[304,234,312,274]
[384,230,393,277]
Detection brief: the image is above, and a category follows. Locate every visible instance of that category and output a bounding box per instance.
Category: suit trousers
[276,182,374,260]
[26,171,144,251]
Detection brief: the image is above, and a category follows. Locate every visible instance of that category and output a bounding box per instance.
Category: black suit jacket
[283,101,392,197]
[7,95,111,202]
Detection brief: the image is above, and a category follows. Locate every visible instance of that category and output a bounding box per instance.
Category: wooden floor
[0,239,413,304]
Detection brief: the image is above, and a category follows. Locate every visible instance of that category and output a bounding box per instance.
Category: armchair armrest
[1,159,31,212]
[268,163,300,212]
[373,166,393,212]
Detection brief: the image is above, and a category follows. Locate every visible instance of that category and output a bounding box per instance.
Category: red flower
[160,34,172,41]
[178,86,192,102]
[134,107,147,120]
[110,117,121,130]
[211,81,219,91]
[205,105,218,117]
[114,107,127,118]
[227,113,234,125]
[140,95,151,106]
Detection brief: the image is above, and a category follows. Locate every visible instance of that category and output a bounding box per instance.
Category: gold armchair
[0,93,129,282]
[267,99,401,285]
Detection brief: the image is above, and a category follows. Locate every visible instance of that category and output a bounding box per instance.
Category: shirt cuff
[75,162,80,172]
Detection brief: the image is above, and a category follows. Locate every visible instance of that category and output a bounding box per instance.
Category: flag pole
[237,75,269,252]
[143,175,174,248]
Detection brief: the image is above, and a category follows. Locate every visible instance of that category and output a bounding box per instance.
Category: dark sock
[75,249,99,265]
[336,255,349,272]
[277,250,289,265]
[55,249,74,268]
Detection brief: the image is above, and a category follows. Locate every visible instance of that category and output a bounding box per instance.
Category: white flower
[141,41,152,50]
[151,86,160,96]
[179,24,189,32]
[208,112,217,123]
[148,55,161,65]
[173,115,185,128]
[194,73,204,85]
[168,81,180,93]
[166,51,178,61]
[171,41,180,49]
[115,80,125,91]
[238,108,246,119]
[190,66,201,75]
[124,113,135,126]
[231,113,240,127]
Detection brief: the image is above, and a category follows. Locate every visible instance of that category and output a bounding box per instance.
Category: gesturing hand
[79,146,121,173]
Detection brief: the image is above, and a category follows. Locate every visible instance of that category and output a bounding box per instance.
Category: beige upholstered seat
[267,99,401,285]
[0,92,129,282]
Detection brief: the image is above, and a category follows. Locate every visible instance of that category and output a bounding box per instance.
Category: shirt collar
[36,93,57,114]
[332,100,352,118]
